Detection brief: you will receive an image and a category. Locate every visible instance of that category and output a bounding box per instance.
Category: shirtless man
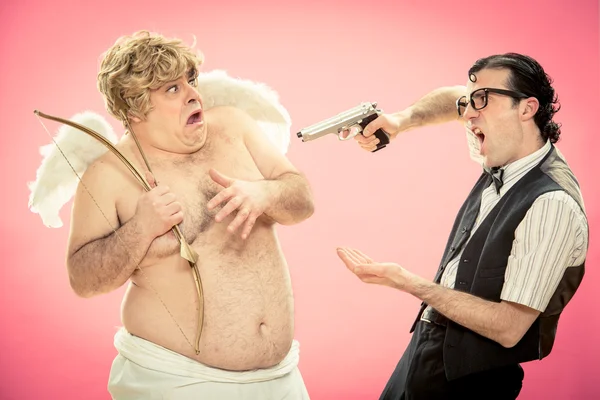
[66,31,314,399]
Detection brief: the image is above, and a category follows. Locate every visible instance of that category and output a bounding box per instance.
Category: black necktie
[486,167,504,195]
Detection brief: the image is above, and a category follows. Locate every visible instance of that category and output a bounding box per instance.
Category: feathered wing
[197,69,291,154]
[28,71,292,228]
[28,111,117,228]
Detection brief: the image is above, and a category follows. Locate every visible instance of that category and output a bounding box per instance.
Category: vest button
[463,259,469,263]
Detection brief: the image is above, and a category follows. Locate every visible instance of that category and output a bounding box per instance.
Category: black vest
[410,144,587,381]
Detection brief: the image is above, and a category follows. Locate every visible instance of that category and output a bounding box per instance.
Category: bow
[34,109,204,355]
[486,166,505,195]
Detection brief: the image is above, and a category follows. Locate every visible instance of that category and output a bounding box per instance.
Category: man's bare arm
[67,220,154,298]
[257,171,314,225]
[408,275,540,348]
[239,108,315,225]
[205,106,314,237]
[337,248,540,348]
[66,161,149,297]
[67,160,180,297]
[399,85,467,129]
[357,85,467,151]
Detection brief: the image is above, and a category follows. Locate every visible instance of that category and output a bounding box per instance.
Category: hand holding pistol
[296,102,390,152]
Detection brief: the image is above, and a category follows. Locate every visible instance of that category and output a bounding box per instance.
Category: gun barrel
[297,102,378,142]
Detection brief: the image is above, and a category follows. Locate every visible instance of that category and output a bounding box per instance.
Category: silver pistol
[296,102,390,152]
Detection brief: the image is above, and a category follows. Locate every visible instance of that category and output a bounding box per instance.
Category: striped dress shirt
[436,140,589,312]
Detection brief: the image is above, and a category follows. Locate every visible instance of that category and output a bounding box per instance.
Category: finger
[363,116,385,137]
[339,128,351,140]
[336,248,360,271]
[240,212,259,240]
[209,168,234,188]
[207,188,234,210]
[156,192,177,206]
[351,126,361,136]
[354,134,378,144]
[336,251,384,283]
[356,137,379,150]
[145,171,156,188]
[148,192,175,209]
[353,263,383,277]
[360,142,379,152]
[215,196,243,222]
[148,185,171,198]
[359,275,387,285]
[226,208,250,234]
[342,248,366,265]
[168,210,184,226]
[337,247,370,265]
[347,248,374,263]
[364,137,380,146]
[342,126,361,140]
[164,201,182,216]
[359,262,394,279]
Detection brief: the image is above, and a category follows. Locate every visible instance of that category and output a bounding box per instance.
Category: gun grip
[359,113,390,152]
[371,129,390,152]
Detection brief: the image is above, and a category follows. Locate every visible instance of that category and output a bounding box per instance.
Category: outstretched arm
[336,247,539,348]
[356,85,467,152]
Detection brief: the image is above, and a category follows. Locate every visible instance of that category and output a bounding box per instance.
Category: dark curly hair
[468,53,561,143]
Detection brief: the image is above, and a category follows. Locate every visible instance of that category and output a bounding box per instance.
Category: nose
[185,83,201,105]
[462,101,479,121]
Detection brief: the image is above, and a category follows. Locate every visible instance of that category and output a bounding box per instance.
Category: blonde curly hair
[97,30,204,123]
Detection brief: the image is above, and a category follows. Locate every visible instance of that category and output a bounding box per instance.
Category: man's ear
[520,97,539,122]
[117,104,141,124]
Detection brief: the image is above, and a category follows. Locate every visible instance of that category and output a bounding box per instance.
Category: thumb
[209,168,233,188]
[362,116,385,137]
[353,263,380,276]
[145,171,157,188]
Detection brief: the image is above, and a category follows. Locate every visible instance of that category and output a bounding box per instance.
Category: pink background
[1,0,598,399]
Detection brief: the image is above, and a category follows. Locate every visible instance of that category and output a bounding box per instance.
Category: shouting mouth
[186,110,203,126]
[472,127,485,145]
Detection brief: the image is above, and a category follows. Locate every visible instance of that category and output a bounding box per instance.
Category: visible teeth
[473,128,482,135]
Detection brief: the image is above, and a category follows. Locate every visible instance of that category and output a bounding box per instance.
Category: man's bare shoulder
[205,105,254,129]
[79,148,132,194]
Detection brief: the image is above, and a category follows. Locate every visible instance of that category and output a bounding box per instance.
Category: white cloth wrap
[108,328,310,400]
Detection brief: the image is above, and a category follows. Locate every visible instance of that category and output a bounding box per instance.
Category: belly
[121,224,295,371]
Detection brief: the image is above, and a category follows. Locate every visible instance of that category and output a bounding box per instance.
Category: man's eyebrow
[158,79,177,89]
[187,68,198,79]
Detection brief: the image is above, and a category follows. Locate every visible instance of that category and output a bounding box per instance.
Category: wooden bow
[34,109,204,355]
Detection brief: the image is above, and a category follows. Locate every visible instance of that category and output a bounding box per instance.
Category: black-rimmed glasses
[456,88,530,117]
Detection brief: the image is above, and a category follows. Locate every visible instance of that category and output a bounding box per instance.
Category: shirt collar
[501,140,551,183]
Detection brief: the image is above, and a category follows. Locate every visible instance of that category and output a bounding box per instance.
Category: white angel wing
[29,71,292,228]
[197,69,291,154]
[28,111,117,228]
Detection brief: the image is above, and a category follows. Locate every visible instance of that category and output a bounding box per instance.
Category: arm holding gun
[353,86,467,152]
[296,102,391,152]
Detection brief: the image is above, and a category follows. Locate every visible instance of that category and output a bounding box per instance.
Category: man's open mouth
[472,127,485,144]
[186,111,202,125]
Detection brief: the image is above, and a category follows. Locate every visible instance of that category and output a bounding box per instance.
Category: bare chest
[116,146,262,261]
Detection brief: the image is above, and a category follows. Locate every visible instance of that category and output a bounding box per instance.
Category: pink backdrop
[1,0,598,398]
